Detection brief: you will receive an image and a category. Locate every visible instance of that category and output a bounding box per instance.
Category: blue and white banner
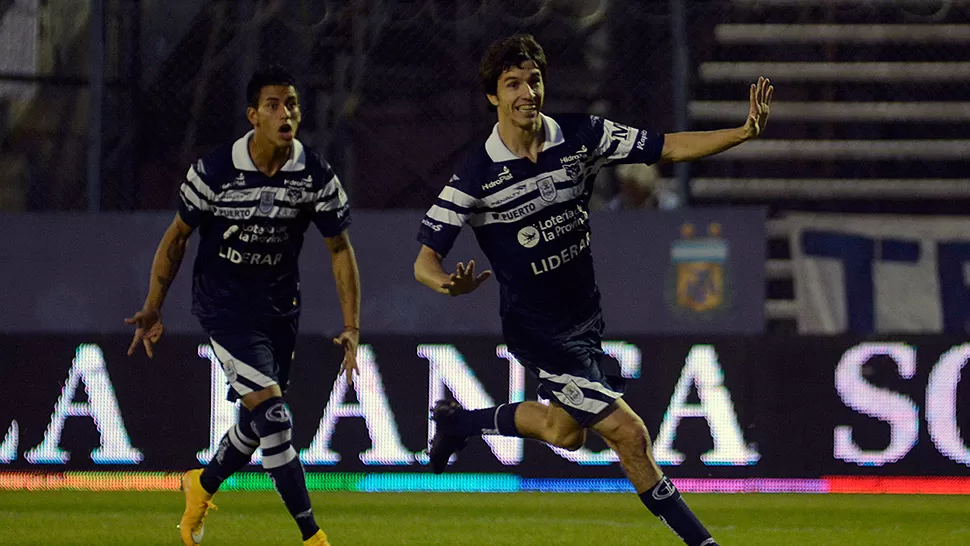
[789,214,970,334]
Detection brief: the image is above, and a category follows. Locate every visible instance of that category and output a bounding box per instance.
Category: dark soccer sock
[200,406,258,494]
[638,476,717,546]
[252,397,320,541]
[453,403,522,437]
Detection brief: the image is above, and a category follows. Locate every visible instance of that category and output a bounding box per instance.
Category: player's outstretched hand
[743,76,774,139]
[442,260,492,297]
[125,308,165,358]
[333,327,359,385]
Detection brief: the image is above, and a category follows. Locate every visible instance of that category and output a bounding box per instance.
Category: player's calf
[199,407,259,494]
[252,397,322,541]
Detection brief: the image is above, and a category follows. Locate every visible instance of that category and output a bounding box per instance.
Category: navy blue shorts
[504,312,625,427]
[206,320,298,402]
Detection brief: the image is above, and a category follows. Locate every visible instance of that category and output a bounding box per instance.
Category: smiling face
[488,60,544,131]
[247,84,301,149]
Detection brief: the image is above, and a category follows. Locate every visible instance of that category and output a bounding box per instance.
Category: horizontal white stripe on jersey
[478,168,581,209]
[437,185,478,209]
[426,204,469,226]
[179,183,209,210]
[186,166,217,201]
[217,186,309,205]
[211,205,302,220]
[313,183,348,212]
[467,179,585,227]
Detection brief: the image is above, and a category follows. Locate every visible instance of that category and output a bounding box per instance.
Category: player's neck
[496,115,544,163]
[248,133,291,177]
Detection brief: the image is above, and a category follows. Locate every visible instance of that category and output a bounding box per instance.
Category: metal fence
[0,0,693,211]
[1,0,969,211]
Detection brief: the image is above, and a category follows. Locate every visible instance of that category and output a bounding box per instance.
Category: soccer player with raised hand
[414,34,772,546]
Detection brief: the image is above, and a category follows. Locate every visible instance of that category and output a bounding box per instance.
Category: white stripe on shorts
[210,338,277,394]
[550,390,611,415]
[537,368,623,399]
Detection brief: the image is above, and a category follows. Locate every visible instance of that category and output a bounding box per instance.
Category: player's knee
[603,417,650,454]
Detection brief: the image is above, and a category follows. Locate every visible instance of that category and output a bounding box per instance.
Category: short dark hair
[478,34,548,97]
[246,65,298,108]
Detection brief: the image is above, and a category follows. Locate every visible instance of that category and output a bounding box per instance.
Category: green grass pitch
[2,491,968,545]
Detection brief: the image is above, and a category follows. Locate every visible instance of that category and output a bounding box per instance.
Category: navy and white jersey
[178,131,351,326]
[417,113,664,332]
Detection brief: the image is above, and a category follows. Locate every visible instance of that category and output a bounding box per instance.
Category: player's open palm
[443,260,492,297]
[125,309,165,358]
[743,76,774,139]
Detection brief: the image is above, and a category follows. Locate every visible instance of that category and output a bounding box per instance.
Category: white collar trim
[231,129,306,172]
[484,113,565,162]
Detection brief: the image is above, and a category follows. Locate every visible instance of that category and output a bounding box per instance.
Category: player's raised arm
[414,245,491,297]
[125,212,195,357]
[324,230,361,384]
[661,76,774,163]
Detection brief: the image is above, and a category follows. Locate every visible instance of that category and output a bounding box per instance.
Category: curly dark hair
[478,34,548,98]
[246,65,298,108]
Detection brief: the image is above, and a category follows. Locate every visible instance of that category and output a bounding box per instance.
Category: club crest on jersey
[258,190,276,213]
[537,177,557,203]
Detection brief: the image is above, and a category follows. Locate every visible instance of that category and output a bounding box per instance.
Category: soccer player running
[414,35,772,546]
[126,66,360,546]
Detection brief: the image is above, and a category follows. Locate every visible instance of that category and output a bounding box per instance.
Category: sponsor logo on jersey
[636,129,649,150]
[214,207,254,220]
[560,145,588,180]
[482,166,513,190]
[238,224,290,244]
[422,218,443,232]
[516,225,540,248]
[284,174,313,189]
[492,201,536,222]
[489,183,529,207]
[529,232,591,275]
[220,173,246,190]
[218,246,284,266]
[521,206,588,246]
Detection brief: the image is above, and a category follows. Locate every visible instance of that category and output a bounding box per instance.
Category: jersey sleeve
[416,175,477,258]
[589,115,665,166]
[311,163,352,237]
[178,159,215,227]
